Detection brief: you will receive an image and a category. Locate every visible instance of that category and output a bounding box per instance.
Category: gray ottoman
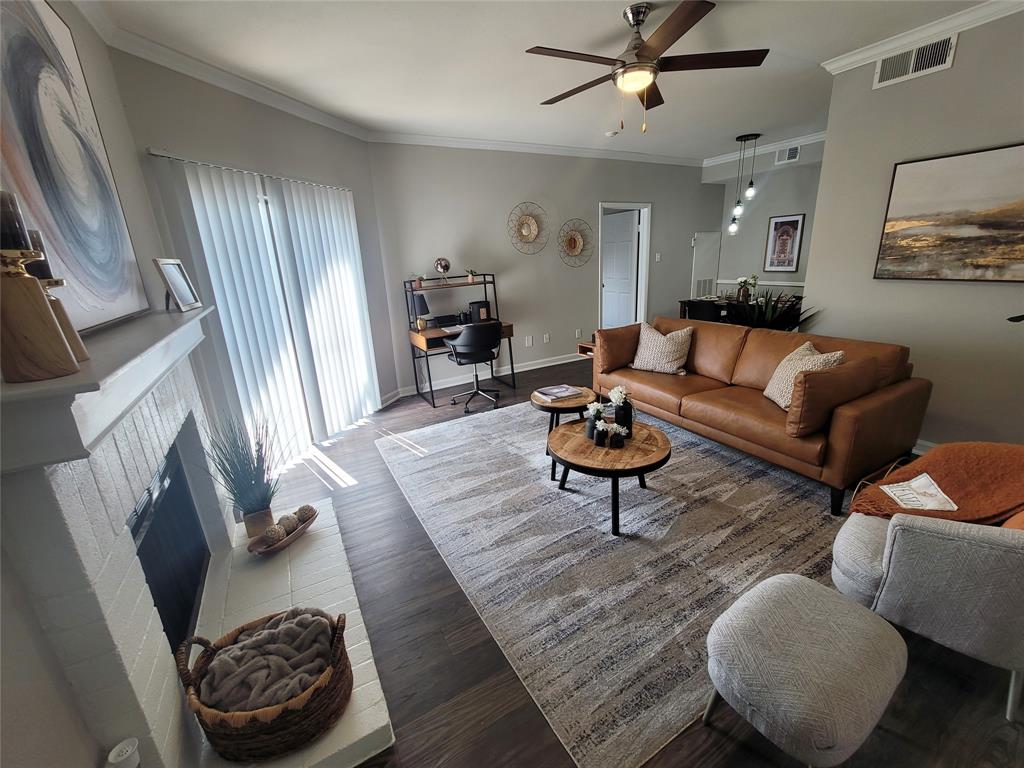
[705,573,907,767]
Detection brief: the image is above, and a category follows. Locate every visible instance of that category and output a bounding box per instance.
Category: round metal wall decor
[507,201,549,255]
[558,218,593,268]
[433,257,451,275]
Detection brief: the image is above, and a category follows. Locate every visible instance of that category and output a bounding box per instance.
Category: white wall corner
[821,1,1024,75]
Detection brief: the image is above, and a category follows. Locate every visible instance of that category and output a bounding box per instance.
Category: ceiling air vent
[873,34,956,89]
[775,146,800,165]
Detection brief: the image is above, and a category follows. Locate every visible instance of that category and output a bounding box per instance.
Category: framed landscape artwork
[1,0,148,330]
[874,143,1024,282]
[763,214,804,272]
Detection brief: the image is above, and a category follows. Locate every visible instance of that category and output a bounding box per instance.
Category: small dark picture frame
[154,258,202,311]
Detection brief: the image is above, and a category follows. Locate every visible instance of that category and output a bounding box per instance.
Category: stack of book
[534,385,583,403]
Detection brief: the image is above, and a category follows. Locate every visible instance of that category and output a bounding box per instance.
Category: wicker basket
[175,611,353,762]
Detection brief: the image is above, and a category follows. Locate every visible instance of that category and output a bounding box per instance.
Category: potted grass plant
[207,417,281,539]
[465,268,479,283]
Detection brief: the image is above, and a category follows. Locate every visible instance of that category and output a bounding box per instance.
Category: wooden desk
[408,322,516,407]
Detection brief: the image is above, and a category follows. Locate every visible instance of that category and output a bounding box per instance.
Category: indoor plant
[736,274,759,303]
[585,401,605,439]
[607,423,629,449]
[207,417,281,539]
[465,268,479,283]
[608,385,632,438]
[409,273,426,290]
[725,289,818,331]
[593,419,609,447]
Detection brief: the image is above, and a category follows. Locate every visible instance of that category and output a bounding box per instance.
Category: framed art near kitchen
[1,0,149,330]
[764,214,804,272]
[874,143,1024,282]
[154,259,202,312]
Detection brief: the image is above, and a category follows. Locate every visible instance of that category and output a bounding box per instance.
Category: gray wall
[369,143,723,390]
[712,162,820,286]
[109,51,400,399]
[803,14,1024,444]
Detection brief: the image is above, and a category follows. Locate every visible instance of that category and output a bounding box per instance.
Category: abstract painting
[1,0,147,330]
[763,213,804,272]
[875,144,1024,282]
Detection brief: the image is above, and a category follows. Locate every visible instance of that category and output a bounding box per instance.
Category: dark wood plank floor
[274,360,1021,768]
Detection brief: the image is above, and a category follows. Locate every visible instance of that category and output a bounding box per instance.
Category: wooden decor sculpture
[0,190,81,382]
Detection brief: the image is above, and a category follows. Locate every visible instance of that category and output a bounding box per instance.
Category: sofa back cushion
[732,328,910,391]
[652,317,749,383]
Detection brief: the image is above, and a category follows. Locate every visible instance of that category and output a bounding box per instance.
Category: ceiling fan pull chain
[620,92,625,131]
[641,88,648,134]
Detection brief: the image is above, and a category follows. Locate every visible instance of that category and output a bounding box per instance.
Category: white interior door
[601,210,639,328]
[691,231,722,297]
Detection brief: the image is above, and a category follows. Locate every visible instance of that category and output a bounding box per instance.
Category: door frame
[597,202,652,329]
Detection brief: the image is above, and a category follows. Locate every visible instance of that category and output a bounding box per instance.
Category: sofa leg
[830,487,846,516]
[1008,669,1022,722]
[702,688,721,725]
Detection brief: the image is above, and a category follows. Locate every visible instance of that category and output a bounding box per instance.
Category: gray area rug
[376,402,842,768]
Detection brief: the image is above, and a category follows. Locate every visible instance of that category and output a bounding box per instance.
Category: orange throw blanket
[850,442,1024,526]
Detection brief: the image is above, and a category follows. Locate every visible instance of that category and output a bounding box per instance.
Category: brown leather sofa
[593,317,932,514]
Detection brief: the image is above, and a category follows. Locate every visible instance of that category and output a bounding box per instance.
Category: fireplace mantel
[1,306,215,474]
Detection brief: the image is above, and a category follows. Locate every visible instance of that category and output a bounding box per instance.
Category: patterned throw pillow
[764,341,845,410]
[629,322,693,375]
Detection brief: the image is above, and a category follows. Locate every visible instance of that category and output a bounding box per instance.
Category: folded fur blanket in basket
[199,608,333,712]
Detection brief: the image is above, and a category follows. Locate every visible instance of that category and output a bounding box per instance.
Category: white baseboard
[913,438,937,455]
[393,352,585,399]
[379,390,401,408]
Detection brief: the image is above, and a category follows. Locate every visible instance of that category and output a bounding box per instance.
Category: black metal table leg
[558,464,569,490]
[611,477,620,535]
[638,474,647,489]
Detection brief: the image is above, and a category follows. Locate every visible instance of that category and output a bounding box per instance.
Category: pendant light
[727,216,739,235]
[731,139,745,219]
[743,133,761,199]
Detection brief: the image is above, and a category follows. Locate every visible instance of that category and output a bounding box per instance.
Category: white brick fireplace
[1,309,230,767]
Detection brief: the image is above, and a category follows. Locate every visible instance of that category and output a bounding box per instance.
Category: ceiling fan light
[732,200,744,218]
[745,181,756,199]
[614,64,657,94]
[728,217,739,235]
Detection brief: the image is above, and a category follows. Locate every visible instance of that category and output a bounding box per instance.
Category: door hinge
[691,236,696,247]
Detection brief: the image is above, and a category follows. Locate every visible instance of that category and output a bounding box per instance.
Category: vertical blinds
[180,161,379,451]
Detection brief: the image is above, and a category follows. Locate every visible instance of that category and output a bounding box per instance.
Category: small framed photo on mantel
[764,214,805,272]
[154,258,202,311]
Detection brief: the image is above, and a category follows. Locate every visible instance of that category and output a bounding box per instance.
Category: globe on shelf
[434,257,451,283]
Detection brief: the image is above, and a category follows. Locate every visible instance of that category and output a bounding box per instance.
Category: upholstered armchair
[832,513,1024,721]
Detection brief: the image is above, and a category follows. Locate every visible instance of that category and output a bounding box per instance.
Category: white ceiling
[98,1,975,162]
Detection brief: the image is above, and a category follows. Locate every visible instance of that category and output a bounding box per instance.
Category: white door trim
[598,202,652,329]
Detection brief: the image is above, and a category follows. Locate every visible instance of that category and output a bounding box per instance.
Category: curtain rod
[146,147,351,192]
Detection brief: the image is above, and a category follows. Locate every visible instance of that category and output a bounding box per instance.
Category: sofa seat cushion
[598,368,725,415]
[681,386,827,466]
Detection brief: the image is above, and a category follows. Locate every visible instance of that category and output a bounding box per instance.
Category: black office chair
[445,321,503,412]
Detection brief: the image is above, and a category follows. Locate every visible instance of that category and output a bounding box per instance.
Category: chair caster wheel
[450,398,457,406]
[463,407,471,414]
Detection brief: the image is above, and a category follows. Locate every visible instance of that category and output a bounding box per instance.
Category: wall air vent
[775,146,800,165]
[873,34,956,89]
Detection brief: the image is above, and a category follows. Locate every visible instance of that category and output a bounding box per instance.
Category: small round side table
[531,387,597,481]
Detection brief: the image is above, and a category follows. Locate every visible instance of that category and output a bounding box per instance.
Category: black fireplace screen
[130,444,210,651]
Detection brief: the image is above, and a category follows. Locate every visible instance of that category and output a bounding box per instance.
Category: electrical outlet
[655,252,662,262]
[543,333,550,344]
[525,335,533,348]
[575,328,582,339]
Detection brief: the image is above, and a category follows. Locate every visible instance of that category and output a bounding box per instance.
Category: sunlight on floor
[375,428,429,458]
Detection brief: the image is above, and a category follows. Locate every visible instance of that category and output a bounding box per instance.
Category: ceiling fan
[527,1,768,110]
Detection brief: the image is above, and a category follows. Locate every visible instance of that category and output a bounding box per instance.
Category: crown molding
[72,0,370,141]
[365,132,701,166]
[701,131,826,168]
[822,1,1024,75]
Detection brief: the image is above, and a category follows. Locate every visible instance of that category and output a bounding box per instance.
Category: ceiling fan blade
[659,49,769,71]
[639,1,716,60]
[541,73,614,105]
[526,46,623,67]
[637,82,665,109]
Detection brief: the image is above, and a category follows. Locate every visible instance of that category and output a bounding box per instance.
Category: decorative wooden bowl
[247,510,318,555]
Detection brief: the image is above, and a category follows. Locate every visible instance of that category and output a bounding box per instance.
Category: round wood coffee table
[531,387,597,481]
[547,420,671,536]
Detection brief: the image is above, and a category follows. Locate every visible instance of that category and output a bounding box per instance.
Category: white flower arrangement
[585,402,605,418]
[607,423,629,436]
[736,274,759,290]
[608,385,629,406]
[593,419,610,431]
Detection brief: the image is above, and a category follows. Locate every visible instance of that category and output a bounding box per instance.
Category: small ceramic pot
[738,286,750,303]
[614,401,633,438]
[594,430,608,447]
[610,433,625,449]
[412,278,423,290]
[467,274,476,283]
[243,508,273,539]
[585,417,597,439]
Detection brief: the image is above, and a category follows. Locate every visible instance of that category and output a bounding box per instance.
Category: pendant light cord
[734,139,745,201]
[748,135,758,185]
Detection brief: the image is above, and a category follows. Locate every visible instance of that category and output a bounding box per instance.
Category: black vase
[609,433,625,449]
[585,417,597,439]
[594,429,608,447]
[614,401,633,438]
